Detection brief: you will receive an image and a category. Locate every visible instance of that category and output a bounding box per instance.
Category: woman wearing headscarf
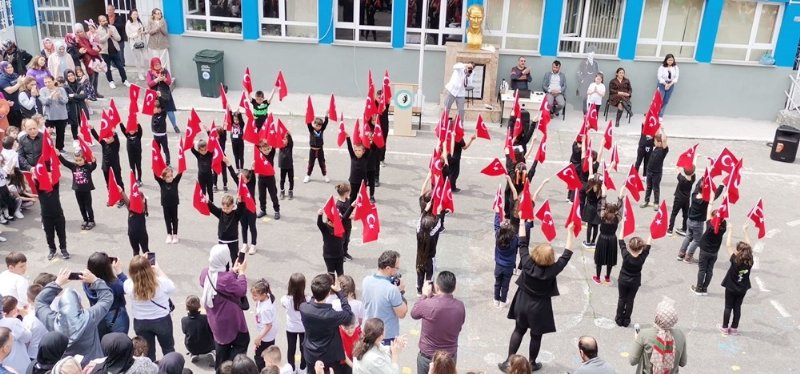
[72,23,104,99]
[83,333,158,374]
[0,61,24,128]
[1,40,33,75]
[34,269,113,367]
[156,352,184,374]
[122,256,176,362]
[145,58,178,133]
[40,38,56,64]
[50,356,82,374]
[47,42,76,81]
[199,244,249,370]
[64,69,89,144]
[629,299,688,373]
[26,331,69,374]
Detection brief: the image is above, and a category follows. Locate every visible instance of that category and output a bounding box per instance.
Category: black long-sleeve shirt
[618,240,651,287]
[191,148,213,175]
[156,173,182,207]
[119,124,143,154]
[279,136,294,169]
[318,206,353,258]
[37,182,64,217]
[90,129,121,169]
[151,112,168,134]
[673,173,696,201]
[307,117,328,148]
[299,291,353,365]
[687,184,725,221]
[346,137,370,183]
[58,155,96,191]
[208,201,244,241]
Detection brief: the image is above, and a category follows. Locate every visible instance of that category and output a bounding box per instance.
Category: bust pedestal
[440,43,501,122]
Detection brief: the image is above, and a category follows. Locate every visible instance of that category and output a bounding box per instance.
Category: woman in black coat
[63,69,88,143]
[499,222,576,372]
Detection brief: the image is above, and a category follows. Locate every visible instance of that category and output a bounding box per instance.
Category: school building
[7,0,800,121]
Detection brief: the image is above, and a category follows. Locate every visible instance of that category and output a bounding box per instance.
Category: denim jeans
[696,251,718,290]
[657,83,675,117]
[678,219,704,258]
[494,264,513,302]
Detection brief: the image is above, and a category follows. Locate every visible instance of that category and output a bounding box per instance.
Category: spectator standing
[46,42,75,81]
[509,57,532,92]
[84,252,129,337]
[106,5,128,66]
[72,23,104,98]
[362,250,408,345]
[299,274,353,373]
[0,62,24,129]
[629,299,687,373]
[96,15,131,89]
[352,318,406,374]
[122,255,176,361]
[147,9,171,71]
[125,10,148,82]
[410,271,465,374]
[1,41,33,75]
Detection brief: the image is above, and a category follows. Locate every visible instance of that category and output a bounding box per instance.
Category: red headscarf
[149,57,162,72]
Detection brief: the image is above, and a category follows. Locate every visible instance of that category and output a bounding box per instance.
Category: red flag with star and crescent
[556,164,583,190]
[184,109,202,151]
[128,172,144,214]
[512,90,521,120]
[372,123,386,148]
[208,130,224,175]
[362,203,381,243]
[151,139,167,177]
[352,181,370,221]
[676,144,698,170]
[41,134,60,184]
[141,88,158,115]
[219,83,229,110]
[535,200,557,242]
[254,147,275,176]
[701,168,716,202]
[538,96,551,135]
[711,147,738,178]
[519,179,534,221]
[193,181,210,216]
[603,120,614,150]
[625,165,646,201]
[238,176,257,213]
[382,70,392,103]
[128,84,141,114]
[565,190,582,236]
[78,138,94,162]
[243,105,259,145]
[650,201,668,239]
[535,134,548,163]
[747,198,766,239]
[80,111,93,144]
[610,143,620,171]
[324,196,345,238]
[585,103,599,130]
[492,184,505,220]
[429,146,444,177]
[603,163,616,191]
[106,168,122,206]
[177,137,187,175]
[337,116,347,147]
[99,110,114,139]
[107,99,122,126]
[723,158,743,204]
[712,196,730,234]
[623,196,636,237]
[480,158,506,177]
[440,176,455,213]
[274,71,288,101]
[475,115,490,140]
[242,67,253,94]
[34,155,53,193]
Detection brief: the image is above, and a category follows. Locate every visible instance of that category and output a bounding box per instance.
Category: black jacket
[278,136,293,169]
[208,201,244,241]
[318,207,353,258]
[18,133,43,171]
[58,155,96,191]
[346,137,370,182]
[119,124,142,152]
[36,182,64,218]
[299,292,353,365]
[156,173,182,207]
[687,184,725,221]
[307,117,328,148]
[673,173,696,200]
[181,312,216,356]
[65,81,88,125]
[90,129,121,169]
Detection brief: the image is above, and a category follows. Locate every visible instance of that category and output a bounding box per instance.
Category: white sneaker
[324,176,331,183]
[303,175,310,183]
[0,236,6,242]
[13,211,23,219]
[493,300,500,308]
[166,235,172,244]
[123,80,132,87]
[172,235,179,244]
[109,81,117,89]
[247,245,256,255]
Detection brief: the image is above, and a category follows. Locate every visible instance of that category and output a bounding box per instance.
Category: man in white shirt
[0,252,29,308]
[541,60,567,116]
[443,62,474,122]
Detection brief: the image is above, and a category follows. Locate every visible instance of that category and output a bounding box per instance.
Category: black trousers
[133,315,175,362]
[101,53,128,82]
[669,197,689,232]
[0,186,16,216]
[324,257,344,276]
[154,134,170,166]
[68,116,79,139]
[163,204,178,235]
[449,158,461,189]
[215,331,250,372]
[615,283,639,327]
[257,175,279,213]
[127,145,142,182]
[366,170,376,198]
[220,240,239,265]
[102,163,124,190]
[253,340,275,371]
[494,265,513,302]
[231,139,244,170]
[46,119,68,151]
[349,178,363,204]
[214,134,227,187]
[723,289,747,329]
[635,146,651,174]
[696,251,718,290]
[342,222,352,257]
[307,148,327,176]
[7,110,22,129]
[199,172,214,203]
[286,332,306,371]
[43,215,67,252]
[280,168,294,191]
[241,212,257,245]
[75,190,94,222]
[416,257,434,294]
[644,171,662,204]
[128,228,150,256]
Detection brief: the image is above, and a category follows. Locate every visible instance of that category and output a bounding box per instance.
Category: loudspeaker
[771,125,800,163]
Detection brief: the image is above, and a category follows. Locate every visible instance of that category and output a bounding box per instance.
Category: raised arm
[531,177,550,201]
[461,134,477,151]
[504,174,519,200]
[420,171,432,196]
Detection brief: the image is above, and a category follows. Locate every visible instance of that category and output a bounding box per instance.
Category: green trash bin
[193,50,224,98]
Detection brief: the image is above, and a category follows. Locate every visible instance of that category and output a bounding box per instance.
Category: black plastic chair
[603,100,631,124]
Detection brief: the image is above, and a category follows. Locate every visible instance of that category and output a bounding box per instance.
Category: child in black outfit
[37,171,70,260]
[446,133,477,193]
[249,89,275,131]
[151,99,171,167]
[641,131,669,209]
[582,176,602,248]
[304,115,330,183]
[335,183,353,261]
[255,140,280,220]
[213,125,229,192]
[119,186,149,256]
[181,295,216,362]
[376,90,390,169]
[90,127,125,197]
[615,233,654,327]
[191,139,214,202]
[155,166,182,244]
[668,165,696,236]
[229,111,245,170]
[364,121,379,202]
[58,150,96,230]
[317,201,353,276]
[237,168,258,255]
[635,125,655,177]
[279,132,294,200]
[567,138,582,202]
[119,123,143,186]
[345,135,370,204]
[207,193,245,264]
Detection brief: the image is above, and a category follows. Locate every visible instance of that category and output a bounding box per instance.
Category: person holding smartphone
[443,62,474,122]
[123,255,176,361]
[84,252,130,337]
[410,271,465,374]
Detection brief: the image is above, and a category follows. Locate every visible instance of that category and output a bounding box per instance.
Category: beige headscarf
[650,299,678,374]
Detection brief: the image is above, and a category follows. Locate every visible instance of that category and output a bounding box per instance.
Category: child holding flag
[119,122,143,186]
[305,115,330,183]
[58,150,96,230]
[255,140,280,220]
[154,166,182,244]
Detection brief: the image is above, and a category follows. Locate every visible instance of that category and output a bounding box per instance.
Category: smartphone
[68,272,82,280]
[147,252,156,265]
[237,251,246,264]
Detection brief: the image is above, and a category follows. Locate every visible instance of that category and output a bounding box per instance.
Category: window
[0,0,14,32]
[335,0,392,43]
[35,0,72,40]
[637,0,703,59]
[714,1,782,63]
[262,0,317,39]
[185,0,243,35]
[560,0,625,55]
[484,0,544,51]
[406,0,464,46]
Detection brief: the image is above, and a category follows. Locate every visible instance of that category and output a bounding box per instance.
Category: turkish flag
[519,179,534,220]
[711,147,738,178]
[183,109,202,151]
[80,111,93,144]
[565,190,582,236]
[700,168,716,202]
[254,147,275,176]
[243,106,259,145]
[78,138,94,162]
[582,136,593,173]
[610,144,620,171]
[34,154,53,193]
[603,120,613,150]
[324,196,345,238]
[535,200,557,242]
[128,172,145,214]
[585,103,599,130]
[305,96,315,124]
[440,176,455,213]
[99,110,114,139]
[429,147,444,177]
[625,165,646,201]
[676,144,698,170]
[362,203,381,243]
[430,175,445,214]
[223,109,232,131]
[151,139,167,177]
[623,196,636,237]
[505,130,516,163]
[512,117,523,140]
[603,163,616,191]
[535,134,548,163]
[219,83,228,110]
[747,198,766,239]
[435,111,448,142]
[382,70,392,103]
[650,201,669,239]
[352,180,370,221]
[265,115,283,149]
[454,115,465,143]
[512,90,521,120]
[363,97,376,124]
[358,119,371,148]
[41,134,60,184]
[128,84,141,114]
[193,181,210,216]
[556,164,583,190]
[649,89,663,118]
[373,123,386,148]
[337,118,347,147]
[125,112,138,134]
[23,171,38,195]
[177,137,187,175]
[238,176,257,213]
[274,71,288,101]
[107,99,122,126]
[106,168,122,206]
[481,158,506,177]
[141,88,158,115]
[208,131,223,175]
[367,70,375,102]
[538,97,551,135]
[723,158,743,204]
[492,184,505,220]
[238,92,248,112]
[475,115,490,140]
[242,67,253,94]
[712,196,730,234]
[321,94,337,121]
[643,109,660,137]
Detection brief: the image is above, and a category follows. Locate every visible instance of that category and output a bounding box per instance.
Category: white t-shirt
[0,270,30,307]
[331,298,364,324]
[280,295,310,333]
[123,276,176,320]
[23,313,47,359]
[279,363,293,374]
[548,74,562,93]
[587,82,606,106]
[255,298,278,343]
